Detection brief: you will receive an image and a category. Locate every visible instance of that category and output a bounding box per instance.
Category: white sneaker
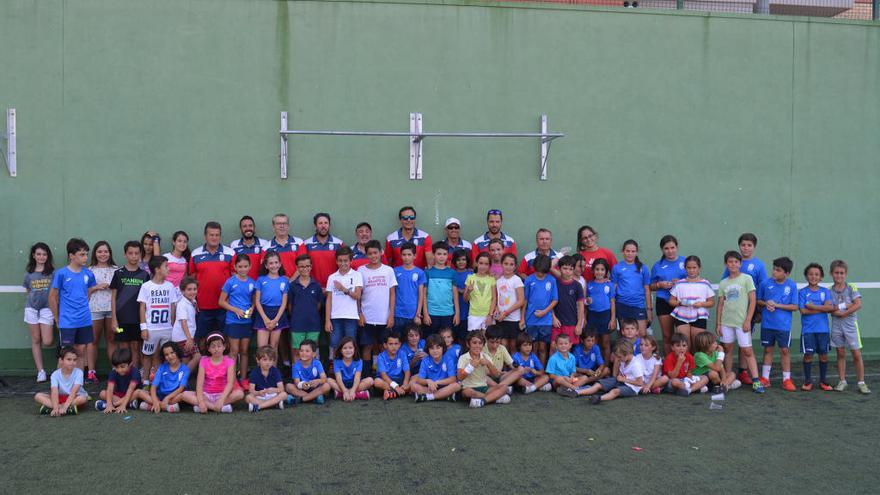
[36,369,47,383]
[469,398,485,408]
[278,401,284,410]
[699,386,709,394]
[507,386,514,395]
[248,403,258,412]
[167,403,180,413]
[192,406,201,413]
[524,385,537,394]
[139,401,150,411]
[496,394,511,404]
[220,404,233,413]
[730,379,742,390]
[540,382,552,392]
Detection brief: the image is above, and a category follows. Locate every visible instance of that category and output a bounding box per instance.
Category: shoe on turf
[676,387,691,397]
[415,394,427,403]
[220,404,233,413]
[858,383,871,394]
[540,382,552,392]
[557,387,579,398]
[167,403,180,413]
[355,390,370,400]
[39,405,50,415]
[730,379,742,390]
[524,385,537,394]
[738,371,753,385]
[315,395,325,405]
[95,400,107,411]
[383,390,397,401]
[819,382,834,391]
[37,369,47,383]
[699,386,709,394]
[248,403,259,413]
[496,394,511,405]
[752,382,765,394]
[139,401,151,411]
[447,392,458,402]
[67,405,78,415]
[277,401,284,410]
[469,398,485,408]
[782,379,796,392]
[192,406,201,413]
[651,387,662,395]
[801,382,813,392]
[335,391,343,400]
[507,386,514,395]
[759,377,771,388]
[86,370,99,384]
[590,395,602,405]
[128,400,139,410]
[711,385,723,395]
[834,380,848,392]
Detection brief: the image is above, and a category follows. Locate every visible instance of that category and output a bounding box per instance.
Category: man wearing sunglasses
[442,217,472,265]
[472,209,517,262]
[385,206,433,269]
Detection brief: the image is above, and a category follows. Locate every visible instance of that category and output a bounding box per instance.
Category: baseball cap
[444,217,461,228]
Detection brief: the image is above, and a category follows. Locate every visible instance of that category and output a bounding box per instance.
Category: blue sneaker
[95,400,107,411]
[752,381,765,394]
[315,395,325,405]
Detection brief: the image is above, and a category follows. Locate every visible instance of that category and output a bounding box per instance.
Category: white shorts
[255,392,278,401]
[24,307,53,325]
[142,328,173,356]
[720,325,752,348]
[467,315,489,331]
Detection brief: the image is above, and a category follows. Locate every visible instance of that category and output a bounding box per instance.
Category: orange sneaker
[782,379,796,391]
[819,382,834,391]
[801,382,813,391]
[383,390,397,401]
[738,371,753,385]
[759,377,771,388]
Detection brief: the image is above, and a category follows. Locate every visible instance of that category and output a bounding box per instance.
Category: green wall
[1,0,878,369]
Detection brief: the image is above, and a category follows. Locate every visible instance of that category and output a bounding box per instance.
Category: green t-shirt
[693,351,718,376]
[465,274,496,317]
[717,274,755,328]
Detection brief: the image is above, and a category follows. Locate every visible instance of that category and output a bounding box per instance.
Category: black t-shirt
[110,267,151,324]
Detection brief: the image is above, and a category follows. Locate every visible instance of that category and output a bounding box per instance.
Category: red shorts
[113,390,127,398]
[58,394,69,403]
[551,325,578,343]
[174,340,197,358]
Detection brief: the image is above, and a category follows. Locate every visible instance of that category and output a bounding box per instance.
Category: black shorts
[494,320,521,340]
[655,297,674,317]
[115,323,141,342]
[672,318,707,329]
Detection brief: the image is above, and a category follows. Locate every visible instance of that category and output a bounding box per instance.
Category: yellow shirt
[485,345,513,372]
[458,351,493,388]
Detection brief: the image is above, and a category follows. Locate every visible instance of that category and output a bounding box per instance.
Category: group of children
[26,229,870,415]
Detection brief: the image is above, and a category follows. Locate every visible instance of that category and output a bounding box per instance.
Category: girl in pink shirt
[163,231,191,287]
[181,333,243,413]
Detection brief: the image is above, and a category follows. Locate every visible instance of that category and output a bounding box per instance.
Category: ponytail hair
[622,239,642,272]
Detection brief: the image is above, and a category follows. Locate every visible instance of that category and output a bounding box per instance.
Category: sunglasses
[487,209,502,215]
[399,215,416,221]
[446,225,460,230]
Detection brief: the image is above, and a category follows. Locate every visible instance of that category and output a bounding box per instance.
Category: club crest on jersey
[312,367,318,377]
[248,283,254,291]
[220,254,226,261]
[783,287,791,295]
[411,273,419,282]
[604,286,610,294]
[746,263,754,272]
[679,262,685,270]
[545,282,552,291]
[83,275,89,283]
[441,363,447,372]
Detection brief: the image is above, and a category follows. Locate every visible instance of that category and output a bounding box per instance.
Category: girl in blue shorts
[219,254,256,388]
[611,240,651,338]
[254,252,290,353]
[586,258,615,365]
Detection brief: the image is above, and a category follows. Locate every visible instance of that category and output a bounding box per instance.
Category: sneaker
[128,400,139,410]
[139,401,151,411]
[192,405,201,413]
[86,370,99,384]
[759,377,771,388]
[239,379,250,389]
[524,385,537,394]
[738,370,753,385]
[539,383,552,392]
[782,379,796,392]
[557,387,579,398]
[801,382,813,392]
[415,394,427,403]
[676,388,691,397]
[142,381,151,392]
[711,385,723,395]
[95,400,107,411]
[277,401,284,410]
[730,379,742,390]
[383,390,397,401]
[632,1,639,6]
[36,369,47,383]
[651,387,662,395]
[496,394,511,404]
[220,404,233,413]
[819,382,834,391]
[858,383,871,394]
[468,398,485,408]
[167,403,180,413]
[752,382,765,394]
[589,395,602,405]
[39,405,50,415]
[834,380,848,392]
[355,390,370,400]
[335,391,343,400]
[623,1,630,6]
[446,392,458,402]
[699,386,709,394]
[248,403,259,413]
[507,386,514,395]
[315,395,325,405]
[66,405,78,415]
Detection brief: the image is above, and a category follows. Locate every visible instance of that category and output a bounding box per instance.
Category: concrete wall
[1,0,878,368]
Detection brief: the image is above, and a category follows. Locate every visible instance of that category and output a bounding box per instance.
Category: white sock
[858,381,865,385]
[761,365,771,379]
[426,394,435,401]
[782,371,791,380]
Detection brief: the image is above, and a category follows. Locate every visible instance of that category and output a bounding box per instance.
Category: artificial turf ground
[1,364,878,494]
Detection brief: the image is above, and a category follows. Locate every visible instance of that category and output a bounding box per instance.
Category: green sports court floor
[2,363,879,494]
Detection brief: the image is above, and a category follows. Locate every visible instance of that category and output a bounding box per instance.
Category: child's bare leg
[637,319,647,338]
[304,383,330,402]
[598,387,621,402]
[780,347,791,374]
[461,387,485,400]
[532,375,550,389]
[740,345,758,378]
[722,343,734,373]
[552,376,573,389]
[357,378,374,391]
[651,375,670,389]
[179,391,199,406]
[72,395,88,407]
[410,381,428,394]
[225,388,245,405]
[581,383,603,395]
[373,378,392,391]
[269,330,281,350]
[256,330,269,348]
[484,384,509,404]
[852,349,864,382]
[239,338,250,380]
[498,368,525,387]
[762,345,774,369]
[432,382,461,400]
[573,375,590,388]
[836,348,846,381]
[34,392,53,408]
[706,370,721,385]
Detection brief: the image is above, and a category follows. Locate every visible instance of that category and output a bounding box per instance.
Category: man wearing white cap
[442,217,472,264]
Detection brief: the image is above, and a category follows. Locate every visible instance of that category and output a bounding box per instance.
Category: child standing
[552,256,585,353]
[49,238,97,372]
[586,259,615,365]
[163,231,190,287]
[581,340,645,405]
[611,240,651,337]
[357,240,397,375]
[23,242,55,382]
[219,254,256,386]
[88,240,117,382]
[494,253,525,354]
[181,333,244,413]
[95,347,142,413]
[512,333,551,393]
[828,260,869,394]
[413,334,461,402]
[392,243,426,336]
[523,254,558,364]
[285,339,331,404]
[716,251,763,393]
[289,254,323,364]
[722,233,768,387]
[34,346,88,416]
[451,250,473,343]
[325,246,363,359]
[254,251,289,352]
[110,241,151,372]
[172,277,201,370]
[246,346,288,411]
[374,332,412,400]
[329,337,373,401]
[143,342,190,413]
[756,257,798,391]
[573,331,609,384]
[663,333,708,396]
[487,238,505,278]
[650,235,686,355]
[423,242,460,337]
[138,256,180,389]
[464,252,497,332]
[457,331,511,408]
[668,255,715,350]
[798,263,835,391]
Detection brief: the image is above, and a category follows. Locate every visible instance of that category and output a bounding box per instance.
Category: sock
[762,365,771,379]
[803,361,813,383]
[426,394,435,401]
[858,381,865,385]
[782,371,791,380]
[819,361,828,383]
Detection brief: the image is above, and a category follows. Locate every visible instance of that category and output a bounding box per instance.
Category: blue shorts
[761,328,791,349]
[801,332,830,355]
[330,318,358,352]
[392,316,414,337]
[252,306,289,331]
[525,325,552,344]
[196,309,225,339]
[615,302,647,321]
[426,315,454,336]
[60,326,94,346]
[586,310,612,334]
[224,323,253,340]
[359,324,385,346]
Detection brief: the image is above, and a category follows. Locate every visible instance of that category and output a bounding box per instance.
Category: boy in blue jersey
[798,263,835,392]
[548,334,591,396]
[49,238,97,372]
[400,325,427,372]
[413,334,461,402]
[573,331,609,384]
[756,257,799,391]
[142,342,189,413]
[374,332,412,400]
[423,242,460,336]
[284,340,330,404]
[440,327,462,363]
[524,255,558,365]
[246,346,287,412]
[722,233,767,386]
[393,243,426,336]
[512,333,551,393]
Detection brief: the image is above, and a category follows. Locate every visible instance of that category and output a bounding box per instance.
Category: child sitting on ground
[142,342,189,413]
[246,346,288,412]
[374,332,412,400]
[329,337,373,401]
[96,347,142,413]
[634,335,668,394]
[692,331,738,394]
[548,334,591,397]
[458,330,511,408]
[663,333,708,396]
[511,333,551,393]
[413,334,461,402]
[285,339,331,405]
[34,346,88,416]
[581,340,645,405]
[181,333,244,413]
[572,331,609,384]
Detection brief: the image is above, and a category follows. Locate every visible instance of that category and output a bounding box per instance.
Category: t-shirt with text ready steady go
[465,274,496,318]
[496,274,524,322]
[358,264,397,325]
[717,274,756,328]
[326,269,364,320]
[394,266,426,319]
[51,266,97,328]
[110,266,150,325]
[425,266,456,317]
[137,280,180,331]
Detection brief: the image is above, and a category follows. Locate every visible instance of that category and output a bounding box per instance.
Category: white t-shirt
[326,269,364,320]
[633,354,660,383]
[50,368,87,397]
[358,264,397,325]
[172,297,197,342]
[137,280,180,331]
[495,275,524,322]
[618,356,646,393]
[670,279,714,322]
